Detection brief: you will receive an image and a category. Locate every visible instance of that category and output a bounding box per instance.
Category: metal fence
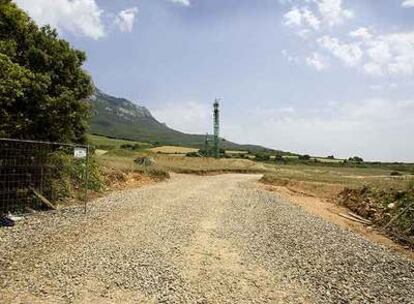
[0,138,90,214]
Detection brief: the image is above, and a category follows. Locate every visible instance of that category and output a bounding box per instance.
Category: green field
[88,134,152,150]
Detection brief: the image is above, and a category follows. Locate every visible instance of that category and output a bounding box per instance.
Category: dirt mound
[338,186,414,247]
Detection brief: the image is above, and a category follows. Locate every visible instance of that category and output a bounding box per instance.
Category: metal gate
[0,138,90,214]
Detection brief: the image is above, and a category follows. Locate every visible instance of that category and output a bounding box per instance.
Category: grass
[153,155,267,174]
[261,163,414,190]
[97,150,268,177]
[88,134,152,150]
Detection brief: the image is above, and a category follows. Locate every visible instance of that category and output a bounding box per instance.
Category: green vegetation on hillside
[88,134,152,150]
[89,89,281,153]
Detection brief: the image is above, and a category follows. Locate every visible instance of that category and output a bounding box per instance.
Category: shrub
[45,151,103,203]
[298,154,311,160]
[254,153,271,161]
[349,156,364,163]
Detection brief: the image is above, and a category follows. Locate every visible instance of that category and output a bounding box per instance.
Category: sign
[74,147,87,159]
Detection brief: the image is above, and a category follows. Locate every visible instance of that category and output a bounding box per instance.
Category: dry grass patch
[150,146,199,154]
[153,154,267,174]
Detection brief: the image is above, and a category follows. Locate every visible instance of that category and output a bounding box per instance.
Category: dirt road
[1,174,413,303]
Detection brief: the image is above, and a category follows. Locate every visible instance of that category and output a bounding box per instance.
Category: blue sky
[14,0,414,161]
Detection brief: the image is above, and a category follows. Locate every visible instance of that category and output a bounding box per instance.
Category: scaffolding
[213,99,220,159]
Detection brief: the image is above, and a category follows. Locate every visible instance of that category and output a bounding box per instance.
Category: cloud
[349,27,372,40]
[115,7,138,33]
[402,0,414,8]
[282,1,414,77]
[151,101,210,134]
[283,7,320,30]
[167,0,191,6]
[317,0,353,26]
[364,32,414,76]
[318,36,362,66]
[306,52,328,71]
[225,99,414,162]
[14,0,105,39]
[282,0,353,32]
[315,31,414,76]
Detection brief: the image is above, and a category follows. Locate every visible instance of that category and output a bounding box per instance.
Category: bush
[45,151,103,204]
[274,155,285,162]
[349,156,364,163]
[298,154,311,160]
[120,143,147,151]
[255,153,271,161]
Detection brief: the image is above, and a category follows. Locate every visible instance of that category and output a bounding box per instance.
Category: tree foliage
[0,0,93,143]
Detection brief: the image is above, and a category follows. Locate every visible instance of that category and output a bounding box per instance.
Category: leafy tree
[349,156,364,163]
[254,153,271,161]
[0,1,93,143]
[298,154,311,160]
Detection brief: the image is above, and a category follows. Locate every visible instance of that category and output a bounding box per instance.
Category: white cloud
[283,7,320,30]
[318,35,362,66]
[349,27,372,40]
[315,31,414,77]
[365,40,391,64]
[282,0,353,32]
[402,0,414,8]
[152,101,210,134]
[14,0,105,39]
[284,7,303,27]
[167,0,191,6]
[306,52,328,71]
[282,2,414,77]
[225,99,414,162]
[364,32,414,77]
[317,0,353,26]
[115,7,138,33]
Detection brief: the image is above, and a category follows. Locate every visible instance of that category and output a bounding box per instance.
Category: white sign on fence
[74,147,87,159]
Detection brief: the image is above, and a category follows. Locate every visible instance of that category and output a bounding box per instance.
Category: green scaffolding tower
[213,99,220,159]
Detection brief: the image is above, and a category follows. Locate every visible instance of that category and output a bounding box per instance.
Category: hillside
[89,88,277,152]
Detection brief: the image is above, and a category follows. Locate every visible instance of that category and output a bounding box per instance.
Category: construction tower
[213,99,220,159]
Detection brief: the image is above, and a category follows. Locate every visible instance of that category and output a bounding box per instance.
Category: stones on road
[0,174,413,303]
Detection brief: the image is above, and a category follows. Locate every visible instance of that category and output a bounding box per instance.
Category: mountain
[89,88,275,152]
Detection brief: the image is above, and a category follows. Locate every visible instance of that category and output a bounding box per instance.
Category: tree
[298,154,311,160]
[349,156,364,163]
[0,1,93,143]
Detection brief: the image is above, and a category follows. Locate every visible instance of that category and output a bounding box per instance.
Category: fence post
[84,145,89,214]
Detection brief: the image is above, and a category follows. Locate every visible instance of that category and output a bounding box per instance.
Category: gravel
[0,174,413,303]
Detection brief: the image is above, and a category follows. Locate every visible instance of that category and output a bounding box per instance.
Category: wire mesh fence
[0,138,90,214]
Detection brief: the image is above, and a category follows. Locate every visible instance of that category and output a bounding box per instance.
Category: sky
[13,0,414,162]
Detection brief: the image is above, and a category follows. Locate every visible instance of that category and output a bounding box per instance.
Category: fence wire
[0,138,89,214]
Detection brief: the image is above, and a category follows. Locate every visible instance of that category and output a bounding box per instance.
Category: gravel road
[1,174,413,303]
